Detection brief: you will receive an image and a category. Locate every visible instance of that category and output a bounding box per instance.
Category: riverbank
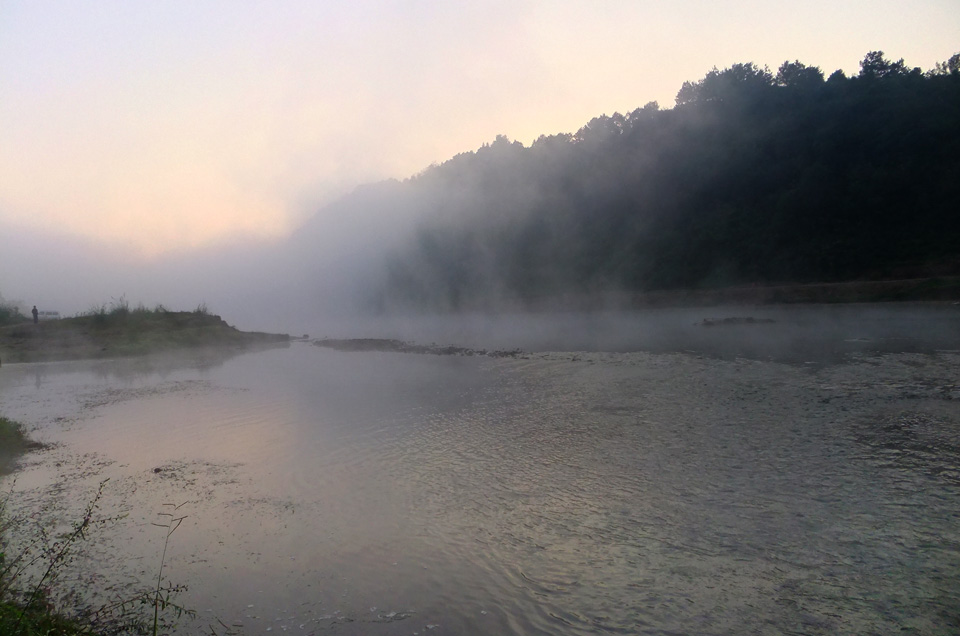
[0,600,94,636]
[0,309,289,364]
[313,337,524,357]
[507,276,960,311]
[630,276,960,307]
[0,416,99,635]
[0,416,45,475]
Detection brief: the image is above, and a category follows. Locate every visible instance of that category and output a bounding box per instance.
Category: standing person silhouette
[32,305,38,324]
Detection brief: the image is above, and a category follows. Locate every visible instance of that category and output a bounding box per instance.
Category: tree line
[357,51,960,310]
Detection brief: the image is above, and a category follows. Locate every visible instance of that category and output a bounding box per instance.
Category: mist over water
[3,11,959,632]
[0,184,410,331]
[1,304,959,634]
[302,303,960,364]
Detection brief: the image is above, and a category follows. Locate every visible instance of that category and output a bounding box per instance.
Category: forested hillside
[360,51,960,310]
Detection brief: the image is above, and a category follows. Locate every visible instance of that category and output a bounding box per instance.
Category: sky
[1,0,958,321]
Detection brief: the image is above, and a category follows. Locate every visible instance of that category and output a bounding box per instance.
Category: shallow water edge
[0,312,958,634]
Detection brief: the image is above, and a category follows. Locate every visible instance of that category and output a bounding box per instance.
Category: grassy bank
[0,602,94,636]
[0,418,89,635]
[0,418,43,476]
[0,304,273,632]
[0,305,288,364]
[0,426,188,635]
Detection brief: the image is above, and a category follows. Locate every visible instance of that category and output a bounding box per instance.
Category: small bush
[0,480,196,635]
[0,418,27,452]
[0,304,25,327]
[0,418,39,476]
[108,295,129,318]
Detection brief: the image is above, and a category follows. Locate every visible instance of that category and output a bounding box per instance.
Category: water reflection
[0,327,958,634]
[310,303,960,363]
[1,345,286,389]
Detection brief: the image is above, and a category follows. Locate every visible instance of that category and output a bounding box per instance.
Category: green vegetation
[0,419,29,458]
[0,481,109,636]
[0,474,196,635]
[0,308,24,329]
[0,298,24,328]
[356,50,960,310]
[0,602,93,635]
[0,419,42,477]
[0,420,93,634]
[0,301,281,630]
[0,302,288,364]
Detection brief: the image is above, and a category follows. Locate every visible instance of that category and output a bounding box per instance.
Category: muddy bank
[313,337,523,358]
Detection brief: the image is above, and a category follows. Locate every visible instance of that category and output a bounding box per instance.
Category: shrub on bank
[0,421,194,635]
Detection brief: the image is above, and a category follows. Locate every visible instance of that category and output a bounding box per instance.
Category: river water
[1,305,959,634]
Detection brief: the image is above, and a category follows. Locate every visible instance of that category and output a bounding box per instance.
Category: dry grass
[0,308,287,364]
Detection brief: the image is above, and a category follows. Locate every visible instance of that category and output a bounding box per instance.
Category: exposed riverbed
[1,306,959,634]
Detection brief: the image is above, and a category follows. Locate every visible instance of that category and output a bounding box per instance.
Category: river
[1,304,959,634]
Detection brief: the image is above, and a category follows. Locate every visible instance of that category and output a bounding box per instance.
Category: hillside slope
[311,51,960,311]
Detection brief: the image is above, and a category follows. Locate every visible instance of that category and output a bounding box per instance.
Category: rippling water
[1,307,959,634]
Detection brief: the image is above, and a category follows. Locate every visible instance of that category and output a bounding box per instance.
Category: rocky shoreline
[313,337,523,358]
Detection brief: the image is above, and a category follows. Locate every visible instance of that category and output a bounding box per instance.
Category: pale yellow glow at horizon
[1,0,958,259]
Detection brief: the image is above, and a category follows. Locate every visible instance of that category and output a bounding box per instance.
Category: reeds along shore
[0,305,288,364]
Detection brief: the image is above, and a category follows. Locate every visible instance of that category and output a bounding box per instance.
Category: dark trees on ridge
[365,51,960,310]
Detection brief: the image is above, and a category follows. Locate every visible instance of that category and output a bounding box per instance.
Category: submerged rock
[312,338,522,358]
[698,316,776,327]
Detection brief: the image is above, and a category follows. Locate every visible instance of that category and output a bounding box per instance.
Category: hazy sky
[1,1,957,261]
